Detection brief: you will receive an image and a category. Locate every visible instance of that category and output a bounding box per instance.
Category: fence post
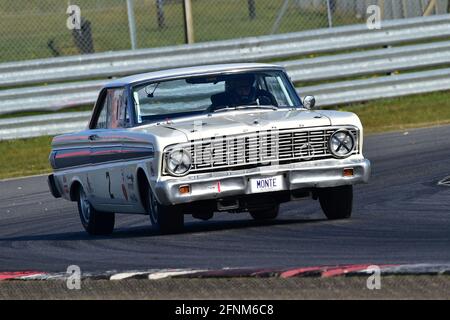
[126,0,137,49]
[156,0,166,29]
[326,0,333,28]
[183,0,195,44]
[248,0,256,19]
[270,0,290,34]
[401,0,408,18]
[72,18,95,54]
[423,0,437,16]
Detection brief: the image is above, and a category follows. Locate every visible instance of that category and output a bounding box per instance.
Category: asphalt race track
[0,125,449,273]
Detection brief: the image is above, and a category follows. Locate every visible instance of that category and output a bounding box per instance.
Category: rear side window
[95,93,109,129]
[118,93,130,128]
[92,88,128,129]
[111,89,130,129]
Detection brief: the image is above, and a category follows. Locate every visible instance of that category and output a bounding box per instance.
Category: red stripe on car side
[0,271,44,280]
[55,150,90,158]
[280,266,325,278]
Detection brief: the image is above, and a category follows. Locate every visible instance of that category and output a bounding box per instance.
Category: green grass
[337,91,450,134]
[0,136,53,179]
[0,0,362,63]
[1,90,450,180]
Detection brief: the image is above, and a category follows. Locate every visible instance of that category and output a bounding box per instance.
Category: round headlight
[165,148,192,176]
[329,130,355,158]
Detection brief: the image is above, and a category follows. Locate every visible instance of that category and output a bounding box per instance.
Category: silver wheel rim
[148,190,159,224]
[79,188,91,222]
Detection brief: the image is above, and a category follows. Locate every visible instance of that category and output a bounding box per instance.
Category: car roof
[104,63,284,88]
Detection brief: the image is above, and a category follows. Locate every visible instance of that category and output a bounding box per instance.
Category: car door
[99,88,134,207]
[88,88,126,207]
[110,88,143,208]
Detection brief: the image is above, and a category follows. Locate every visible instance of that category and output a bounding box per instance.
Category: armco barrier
[1,15,450,139]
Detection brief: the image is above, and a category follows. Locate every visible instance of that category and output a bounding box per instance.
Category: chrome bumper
[154,157,371,205]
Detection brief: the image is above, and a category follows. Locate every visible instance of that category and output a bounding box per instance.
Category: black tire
[192,211,214,221]
[146,185,184,234]
[249,204,279,220]
[77,185,115,235]
[318,185,353,220]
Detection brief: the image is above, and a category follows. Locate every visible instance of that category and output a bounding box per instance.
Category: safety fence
[1,14,450,139]
[1,0,448,63]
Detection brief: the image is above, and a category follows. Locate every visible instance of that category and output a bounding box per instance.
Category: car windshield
[132,70,301,124]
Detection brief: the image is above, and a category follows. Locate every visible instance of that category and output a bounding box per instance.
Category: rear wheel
[318,185,353,220]
[249,204,279,220]
[77,186,115,235]
[146,185,184,234]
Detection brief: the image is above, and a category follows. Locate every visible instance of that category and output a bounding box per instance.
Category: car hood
[158,109,332,140]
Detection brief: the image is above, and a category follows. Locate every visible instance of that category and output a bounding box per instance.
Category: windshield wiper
[213,105,278,113]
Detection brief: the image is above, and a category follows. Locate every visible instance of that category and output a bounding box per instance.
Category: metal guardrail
[1,14,450,88]
[2,39,450,115]
[1,15,450,140]
[0,112,90,140]
[0,80,105,114]
[3,67,450,141]
[301,67,450,106]
[285,40,450,82]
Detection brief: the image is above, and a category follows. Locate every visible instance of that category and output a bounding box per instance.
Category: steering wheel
[256,90,278,107]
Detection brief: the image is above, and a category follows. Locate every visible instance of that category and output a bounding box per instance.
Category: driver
[210,74,277,110]
[225,74,257,106]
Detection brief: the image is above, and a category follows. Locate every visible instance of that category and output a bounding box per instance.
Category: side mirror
[302,95,316,110]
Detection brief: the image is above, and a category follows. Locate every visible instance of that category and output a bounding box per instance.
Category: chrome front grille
[167,126,359,174]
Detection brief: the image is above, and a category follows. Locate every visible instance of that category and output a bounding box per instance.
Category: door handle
[89,134,100,141]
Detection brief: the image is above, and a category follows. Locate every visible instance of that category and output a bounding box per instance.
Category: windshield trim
[128,66,285,88]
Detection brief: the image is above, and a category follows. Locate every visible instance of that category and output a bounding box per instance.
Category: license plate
[250,175,284,193]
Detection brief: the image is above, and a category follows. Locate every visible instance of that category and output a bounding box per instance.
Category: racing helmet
[225,74,257,105]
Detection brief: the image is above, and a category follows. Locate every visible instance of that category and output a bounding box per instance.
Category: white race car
[48,63,371,235]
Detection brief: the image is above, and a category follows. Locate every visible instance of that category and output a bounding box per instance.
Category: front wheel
[146,186,184,234]
[77,186,115,235]
[318,185,353,220]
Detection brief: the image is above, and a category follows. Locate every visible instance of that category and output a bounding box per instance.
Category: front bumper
[154,157,371,205]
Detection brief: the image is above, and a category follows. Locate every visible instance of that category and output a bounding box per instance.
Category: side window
[264,76,290,106]
[110,88,129,129]
[118,93,131,128]
[95,93,109,129]
[109,90,120,129]
[92,88,128,129]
